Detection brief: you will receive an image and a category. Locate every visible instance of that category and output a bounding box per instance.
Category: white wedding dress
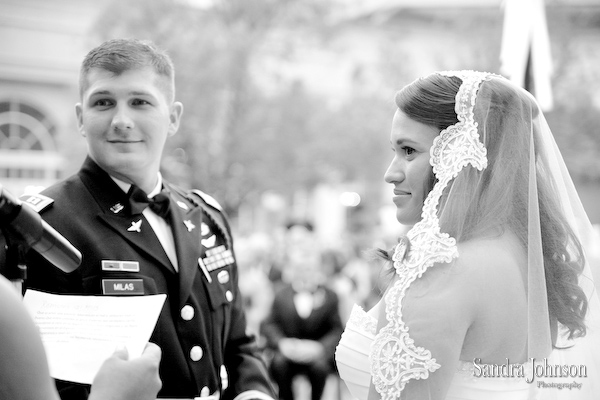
[335,304,533,400]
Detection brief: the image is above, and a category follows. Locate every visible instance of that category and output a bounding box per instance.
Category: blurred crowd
[233,221,388,400]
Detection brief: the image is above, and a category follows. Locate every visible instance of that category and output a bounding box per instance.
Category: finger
[111,344,129,360]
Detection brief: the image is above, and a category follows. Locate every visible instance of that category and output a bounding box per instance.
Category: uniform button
[217,270,230,284]
[190,345,203,361]
[220,365,229,390]
[180,305,194,321]
[225,290,233,302]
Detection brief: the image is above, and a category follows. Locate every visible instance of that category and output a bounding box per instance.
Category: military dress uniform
[22,157,276,400]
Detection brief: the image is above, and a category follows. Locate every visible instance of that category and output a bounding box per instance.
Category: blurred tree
[545,8,600,184]
[90,0,390,215]
[88,0,600,222]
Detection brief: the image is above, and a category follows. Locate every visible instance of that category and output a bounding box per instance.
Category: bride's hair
[387,73,588,342]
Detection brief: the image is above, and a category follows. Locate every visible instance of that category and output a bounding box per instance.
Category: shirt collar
[111,173,163,198]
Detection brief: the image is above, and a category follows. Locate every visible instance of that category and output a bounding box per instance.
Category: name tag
[102,260,140,272]
[102,279,144,295]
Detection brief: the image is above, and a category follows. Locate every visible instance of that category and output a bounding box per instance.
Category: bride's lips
[392,189,410,204]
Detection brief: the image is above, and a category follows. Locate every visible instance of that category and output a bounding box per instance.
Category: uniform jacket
[23,157,276,400]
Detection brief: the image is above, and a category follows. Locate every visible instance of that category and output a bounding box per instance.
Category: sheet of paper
[23,289,166,384]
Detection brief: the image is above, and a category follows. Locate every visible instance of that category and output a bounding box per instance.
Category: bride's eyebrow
[394,138,419,147]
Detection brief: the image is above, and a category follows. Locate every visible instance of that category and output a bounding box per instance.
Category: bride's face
[384,109,439,226]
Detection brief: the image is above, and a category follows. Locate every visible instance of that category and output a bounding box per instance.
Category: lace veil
[369,71,600,399]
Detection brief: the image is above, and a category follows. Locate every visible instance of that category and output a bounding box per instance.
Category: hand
[278,338,324,364]
[88,342,162,400]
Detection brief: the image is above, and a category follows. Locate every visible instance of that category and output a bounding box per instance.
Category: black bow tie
[128,185,171,219]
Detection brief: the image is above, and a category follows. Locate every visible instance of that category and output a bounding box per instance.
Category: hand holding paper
[89,343,162,400]
[23,290,166,384]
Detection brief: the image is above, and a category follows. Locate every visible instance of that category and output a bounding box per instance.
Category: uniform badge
[200,222,216,248]
[201,235,216,248]
[200,223,211,236]
[183,220,196,232]
[202,245,235,272]
[110,203,124,213]
[102,279,144,295]
[102,260,140,272]
[128,220,142,232]
[20,193,54,213]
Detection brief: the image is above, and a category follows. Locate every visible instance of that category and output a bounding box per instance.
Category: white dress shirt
[112,173,178,271]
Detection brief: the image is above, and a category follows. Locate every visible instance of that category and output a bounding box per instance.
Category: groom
[20,38,276,400]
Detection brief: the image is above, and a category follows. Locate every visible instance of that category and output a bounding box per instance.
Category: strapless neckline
[335,304,535,400]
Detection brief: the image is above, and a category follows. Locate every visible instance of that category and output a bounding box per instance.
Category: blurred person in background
[332,243,385,322]
[235,233,276,347]
[261,221,344,400]
[321,247,355,323]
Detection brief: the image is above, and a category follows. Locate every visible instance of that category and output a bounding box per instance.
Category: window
[0,100,63,194]
[0,101,57,151]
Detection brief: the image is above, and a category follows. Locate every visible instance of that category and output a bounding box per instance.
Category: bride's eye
[403,146,416,157]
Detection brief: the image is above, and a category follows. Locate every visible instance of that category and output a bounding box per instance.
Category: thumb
[141,342,162,363]
[111,344,130,360]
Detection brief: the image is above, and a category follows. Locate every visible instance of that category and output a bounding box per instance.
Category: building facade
[0,0,104,196]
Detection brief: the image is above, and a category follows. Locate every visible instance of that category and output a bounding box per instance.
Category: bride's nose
[384,157,405,184]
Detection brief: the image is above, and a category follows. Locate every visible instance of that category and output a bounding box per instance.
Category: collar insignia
[184,220,196,232]
[127,219,142,232]
[110,203,125,214]
[201,235,216,248]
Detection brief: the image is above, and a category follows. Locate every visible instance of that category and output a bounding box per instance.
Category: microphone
[0,184,81,273]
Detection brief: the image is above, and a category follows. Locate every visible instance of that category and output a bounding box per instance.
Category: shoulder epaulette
[189,189,223,211]
[187,189,231,248]
[19,193,54,213]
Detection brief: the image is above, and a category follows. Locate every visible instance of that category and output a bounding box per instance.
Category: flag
[500,0,553,111]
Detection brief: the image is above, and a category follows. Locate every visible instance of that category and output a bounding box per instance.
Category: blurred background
[2,0,600,250]
[2,1,599,398]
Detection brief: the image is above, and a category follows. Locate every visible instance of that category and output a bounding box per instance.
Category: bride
[335,71,600,400]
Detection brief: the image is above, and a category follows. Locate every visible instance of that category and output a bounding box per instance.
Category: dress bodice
[335,304,376,400]
[335,304,534,400]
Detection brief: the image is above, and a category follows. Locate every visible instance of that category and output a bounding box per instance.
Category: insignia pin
[110,203,124,213]
[127,220,142,232]
[201,235,216,248]
[183,220,196,232]
[200,223,210,236]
